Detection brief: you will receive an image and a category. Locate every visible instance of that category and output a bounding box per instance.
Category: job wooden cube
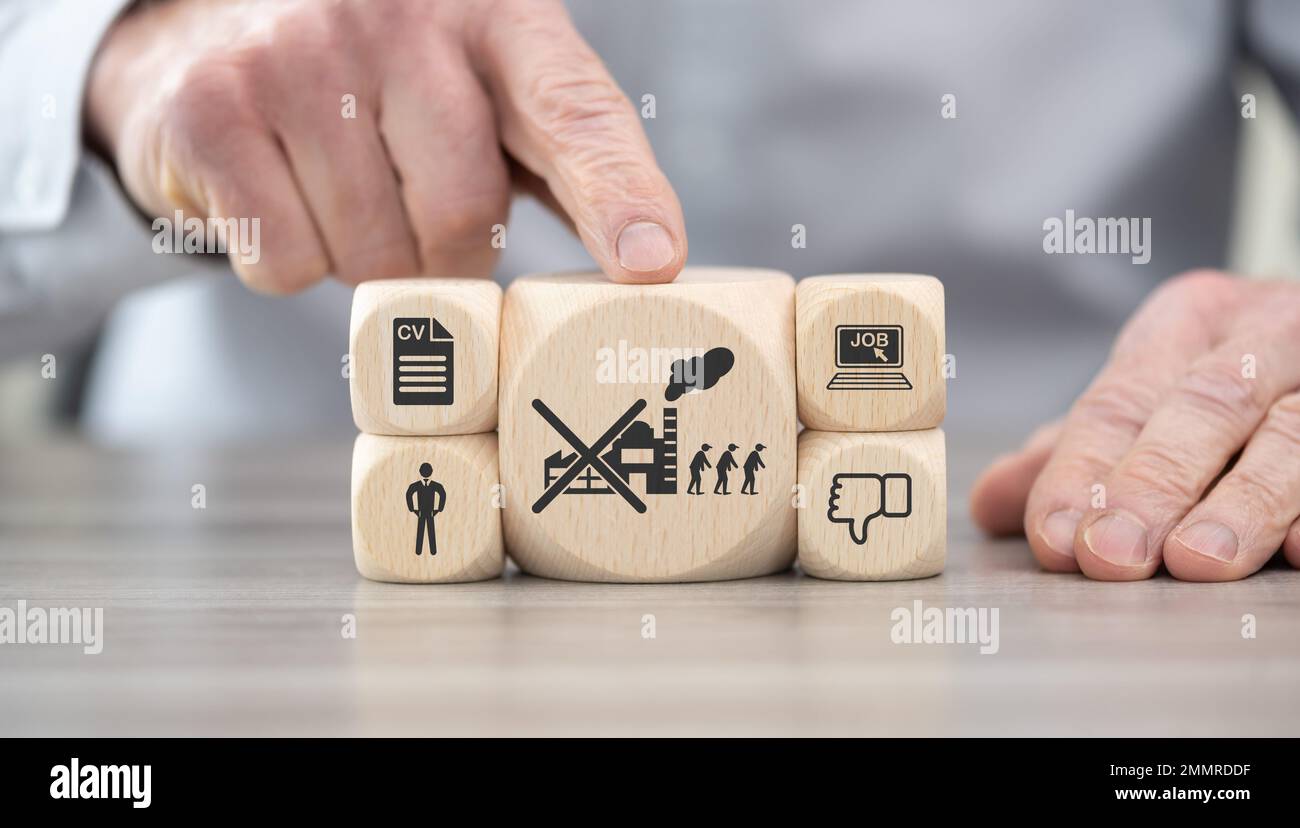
[352,432,504,583]
[350,278,500,436]
[797,429,946,580]
[499,268,798,582]
[796,274,945,431]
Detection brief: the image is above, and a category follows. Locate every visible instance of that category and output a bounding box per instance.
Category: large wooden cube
[499,269,797,582]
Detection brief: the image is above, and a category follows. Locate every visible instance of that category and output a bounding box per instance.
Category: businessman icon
[405,462,447,556]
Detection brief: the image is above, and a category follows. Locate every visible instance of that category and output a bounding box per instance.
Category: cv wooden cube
[350,278,500,436]
[796,274,945,431]
[352,432,504,583]
[797,429,946,580]
[499,268,797,582]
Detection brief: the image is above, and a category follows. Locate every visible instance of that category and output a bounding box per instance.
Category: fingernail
[616,221,675,273]
[1173,521,1239,563]
[1039,510,1082,559]
[1083,513,1149,566]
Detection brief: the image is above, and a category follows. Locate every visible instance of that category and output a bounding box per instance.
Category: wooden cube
[352,433,504,583]
[796,274,945,431]
[499,269,798,582]
[350,278,501,436]
[797,429,946,580]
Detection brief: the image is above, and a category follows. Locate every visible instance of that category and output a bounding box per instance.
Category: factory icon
[542,406,678,498]
[530,347,737,513]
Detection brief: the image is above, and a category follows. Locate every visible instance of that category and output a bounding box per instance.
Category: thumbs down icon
[827,473,913,545]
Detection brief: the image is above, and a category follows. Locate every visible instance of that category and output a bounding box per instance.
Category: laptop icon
[826,324,912,391]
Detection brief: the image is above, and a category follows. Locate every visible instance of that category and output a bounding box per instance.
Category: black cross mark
[531,398,649,514]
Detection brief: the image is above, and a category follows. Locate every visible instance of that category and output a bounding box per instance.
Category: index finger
[474,0,687,283]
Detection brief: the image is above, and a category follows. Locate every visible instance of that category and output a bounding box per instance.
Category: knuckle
[1025,469,1091,513]
[498,0,564,15]
[1071,377,1156,436]
[1224,463,1293,524]
[245,8,356,101]
[571,160,669,215]
[421,192,510,252]
[528,71,636,150]
[1171,359,1264,425]
[401,71,497,157]
[269,3,351,57]
[1262,392,1300,447]
[419,74,486,130]
[223,35,278,85]
[199,150,282,220]
[1118,442,1202,502]
[490,0,569,46]
[1025,448,1108,514]
[1049,452,1111,492]
[164,62,257,146]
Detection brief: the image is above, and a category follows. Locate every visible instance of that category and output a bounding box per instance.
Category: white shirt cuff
[0,0,135,231]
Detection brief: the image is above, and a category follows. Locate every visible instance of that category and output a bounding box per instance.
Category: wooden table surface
[1,432,1296,737]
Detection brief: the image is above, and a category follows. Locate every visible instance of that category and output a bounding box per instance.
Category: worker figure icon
[687,443,713,495]
[714,443,739,495]
[405,462,447,556]
[741,443,766,495]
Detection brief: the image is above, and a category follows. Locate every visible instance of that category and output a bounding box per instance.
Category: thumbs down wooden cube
[350,278,501,435]
[499,269,798,582]
[797,429,946,580]
[352,432,504,583]
[796,274,945,431]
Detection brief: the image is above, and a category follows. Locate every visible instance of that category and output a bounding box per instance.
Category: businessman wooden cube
[350,278,501,436]
[352,433,504,583]
[499,268,798,582]
[796,274,945,431]
[797,429,946,580]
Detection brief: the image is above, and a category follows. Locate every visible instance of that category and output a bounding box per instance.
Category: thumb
[476,0,686,283]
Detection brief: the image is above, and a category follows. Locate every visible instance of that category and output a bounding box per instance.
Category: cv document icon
[392,317,454,406]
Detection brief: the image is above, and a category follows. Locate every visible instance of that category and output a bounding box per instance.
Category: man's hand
[85,0,686,292]
[971,271,1300,582]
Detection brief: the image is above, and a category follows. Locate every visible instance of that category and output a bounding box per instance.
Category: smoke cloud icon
[665,347,734,401]
[827,473,913,545]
